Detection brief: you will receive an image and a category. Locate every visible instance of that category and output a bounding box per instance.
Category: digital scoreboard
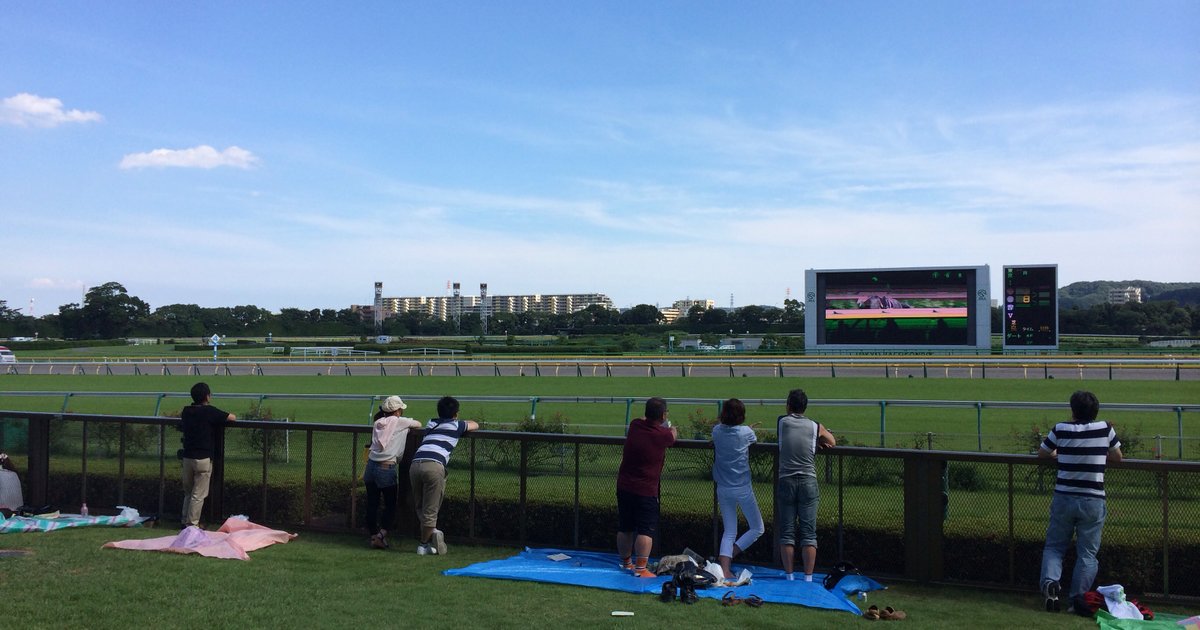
[1003,264,1058,349]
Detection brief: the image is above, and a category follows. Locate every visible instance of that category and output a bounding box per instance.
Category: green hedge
[3,339,126,351]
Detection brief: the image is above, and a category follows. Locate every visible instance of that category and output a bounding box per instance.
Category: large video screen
[1003,264,1058,349]
[805,266,991,351]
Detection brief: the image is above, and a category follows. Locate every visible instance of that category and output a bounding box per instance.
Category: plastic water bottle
[80,502,89,517]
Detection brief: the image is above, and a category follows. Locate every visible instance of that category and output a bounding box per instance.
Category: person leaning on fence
[713,398,765,583]
[1038,390,1122,613]
[776,388,836,582]
[409,396,478,555]
[364,396,422,550]
[179,382,236,529]
[616,396,677,578]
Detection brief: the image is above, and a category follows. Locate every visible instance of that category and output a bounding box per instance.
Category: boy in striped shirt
[409,396,479,555]
[1038,390,1123,612]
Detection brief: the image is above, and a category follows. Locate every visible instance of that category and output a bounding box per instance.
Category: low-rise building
[1108,286,1143,305]
[356,292,614,321]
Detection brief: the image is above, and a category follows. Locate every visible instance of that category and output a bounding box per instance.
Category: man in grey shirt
[776,388,836,581]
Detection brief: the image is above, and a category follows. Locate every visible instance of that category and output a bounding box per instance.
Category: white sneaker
[416,543,431,555]
[431,529,447,555]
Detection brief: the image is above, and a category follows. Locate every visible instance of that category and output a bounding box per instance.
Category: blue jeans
[363,460,398,535]
[776,475,819,547]
[1040,492,1107,597]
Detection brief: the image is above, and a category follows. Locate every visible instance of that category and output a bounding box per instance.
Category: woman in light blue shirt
[712,398,765,582]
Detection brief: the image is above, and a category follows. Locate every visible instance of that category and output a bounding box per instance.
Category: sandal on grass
[863,605,881,620]
[743,595,764,608]
[881,606,907,620]
[721,591,741,607]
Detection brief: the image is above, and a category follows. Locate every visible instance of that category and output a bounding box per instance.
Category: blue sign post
[209,334,221,361]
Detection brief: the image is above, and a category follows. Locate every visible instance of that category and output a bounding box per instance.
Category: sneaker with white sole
[416,543,432,555]
[1042,580,1061,612]
[431,529,448,555]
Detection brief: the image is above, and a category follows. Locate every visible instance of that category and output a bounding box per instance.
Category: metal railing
[3,391,1199,459]
[5,355,1199,380]
[3,410,1199,599]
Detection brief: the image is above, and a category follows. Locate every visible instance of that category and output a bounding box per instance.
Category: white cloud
[28,277,85,290]
[119,145,260,170]
[0,93,103,127]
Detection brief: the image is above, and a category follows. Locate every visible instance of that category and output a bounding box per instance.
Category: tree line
[0,281,1197,341]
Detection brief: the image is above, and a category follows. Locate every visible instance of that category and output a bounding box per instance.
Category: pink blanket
[103,517,297,560]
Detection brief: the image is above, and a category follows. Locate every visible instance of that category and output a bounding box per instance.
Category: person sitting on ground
[364,396,422,550]
[616,396,677,577]
[712,398,765,583]
[409,396,478,555]
[0,452,22,513]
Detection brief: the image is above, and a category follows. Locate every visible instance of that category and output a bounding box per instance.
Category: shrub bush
[239,403,290,463]
[948,463,989,491]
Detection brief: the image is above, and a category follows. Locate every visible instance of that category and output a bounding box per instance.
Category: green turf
[1,525,1191,629]
[1,375,1196,451]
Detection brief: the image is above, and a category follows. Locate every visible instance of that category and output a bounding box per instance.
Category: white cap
[380,396,407,412]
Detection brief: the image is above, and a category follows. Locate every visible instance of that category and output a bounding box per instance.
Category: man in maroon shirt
[616,396,677,577]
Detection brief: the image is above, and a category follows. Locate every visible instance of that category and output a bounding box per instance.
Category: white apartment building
[360,292,614,321]
[1108,286,1143,305]
[673,298,715,312]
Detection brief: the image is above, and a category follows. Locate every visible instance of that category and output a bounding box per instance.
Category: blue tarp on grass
[445,547,886,615]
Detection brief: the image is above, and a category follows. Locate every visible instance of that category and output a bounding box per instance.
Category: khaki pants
[181,457,212,527]
[409,460,446,529]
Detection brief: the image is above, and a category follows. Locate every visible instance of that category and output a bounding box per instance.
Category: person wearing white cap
[364,396,422,550]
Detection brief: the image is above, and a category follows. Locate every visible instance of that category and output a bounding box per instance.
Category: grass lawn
[1,524,1188,629]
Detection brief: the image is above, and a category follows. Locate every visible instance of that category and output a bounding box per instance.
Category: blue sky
[2,1,1197,314]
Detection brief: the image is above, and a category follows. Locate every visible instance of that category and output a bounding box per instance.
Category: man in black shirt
[180,382,236,528]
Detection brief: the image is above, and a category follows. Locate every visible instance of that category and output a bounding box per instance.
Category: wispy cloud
[119,145,259,170]
[0,93,103,127]
[28,277,85,290]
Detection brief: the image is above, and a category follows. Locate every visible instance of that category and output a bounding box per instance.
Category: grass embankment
[1,526,1189,629]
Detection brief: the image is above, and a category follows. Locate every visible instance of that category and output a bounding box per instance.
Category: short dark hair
[437,396,460,418]
[786,388,808,414]
[645,397,668,422]
[719,398,746,426]
[190,382,211,404]
[1070,390,1100,421]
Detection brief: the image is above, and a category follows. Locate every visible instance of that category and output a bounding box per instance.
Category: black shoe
[659,580,676,603]
[681,583,699,605]
[1042,581,1061,612]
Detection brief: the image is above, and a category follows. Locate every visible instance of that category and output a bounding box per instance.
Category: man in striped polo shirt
[409,396,479,555]
[1038,390,1123,612]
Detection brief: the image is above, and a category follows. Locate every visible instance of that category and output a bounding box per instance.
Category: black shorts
[616,489,659,537]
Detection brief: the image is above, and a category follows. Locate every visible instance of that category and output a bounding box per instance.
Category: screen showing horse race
[805,266,991,352]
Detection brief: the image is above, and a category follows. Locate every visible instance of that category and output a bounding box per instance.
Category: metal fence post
[573,442,580,548]
[1162,469,1171,596]
[976,402,984,452]
[27,415,50,506]
[1178,407,1185,460]
[879,401,887,447]
[903,455,945,582]
[519,440,528,546]
[462,436,474,541]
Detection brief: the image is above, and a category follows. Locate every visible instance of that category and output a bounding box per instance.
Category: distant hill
[1059,281,1200,309]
